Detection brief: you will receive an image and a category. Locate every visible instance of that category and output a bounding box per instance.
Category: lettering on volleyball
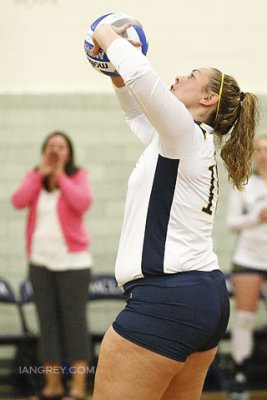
[88,59,109,69]
[202,164,218,215]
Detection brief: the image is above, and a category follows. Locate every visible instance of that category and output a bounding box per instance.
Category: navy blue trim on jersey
[141,155,179,277]
[194,120,207,138]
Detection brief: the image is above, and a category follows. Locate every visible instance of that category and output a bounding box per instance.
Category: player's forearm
[93,24,119,54]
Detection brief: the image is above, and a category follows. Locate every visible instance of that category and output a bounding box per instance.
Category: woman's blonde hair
[206,68,260,190]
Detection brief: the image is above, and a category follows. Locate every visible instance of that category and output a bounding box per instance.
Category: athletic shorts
[232,263,267,279]
[112,270,229,362]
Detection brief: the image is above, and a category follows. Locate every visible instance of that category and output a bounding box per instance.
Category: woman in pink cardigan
[12,131,93,400]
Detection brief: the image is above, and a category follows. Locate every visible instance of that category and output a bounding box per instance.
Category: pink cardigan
[11,169,93,257]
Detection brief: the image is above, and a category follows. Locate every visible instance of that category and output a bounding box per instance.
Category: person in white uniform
[227,135,267,400]
[89,22,260,400]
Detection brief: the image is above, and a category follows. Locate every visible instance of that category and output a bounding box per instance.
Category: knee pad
[234,310,255,330]
[231,310,256,364]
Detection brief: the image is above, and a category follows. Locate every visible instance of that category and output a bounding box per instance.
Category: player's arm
[93,24,197,159]
[226,188,260,231]
[111,77,156,146]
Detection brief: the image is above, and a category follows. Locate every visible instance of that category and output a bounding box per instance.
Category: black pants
[29,264,91,363]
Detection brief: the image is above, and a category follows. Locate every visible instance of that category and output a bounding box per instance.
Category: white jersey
[227,174,267,270]
[108,39,220,287]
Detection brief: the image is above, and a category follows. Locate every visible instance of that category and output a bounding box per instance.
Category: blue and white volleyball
[84,12,148,77]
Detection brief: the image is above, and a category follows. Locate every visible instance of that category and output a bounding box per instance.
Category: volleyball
[84,12,148,76]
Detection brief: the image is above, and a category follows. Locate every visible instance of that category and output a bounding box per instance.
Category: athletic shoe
[228,372,250,400]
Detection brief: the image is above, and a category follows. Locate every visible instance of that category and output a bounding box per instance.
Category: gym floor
[1,390,267,400]
[202,392,267,399]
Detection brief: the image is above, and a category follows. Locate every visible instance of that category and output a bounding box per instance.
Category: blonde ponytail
[207,69,260,190]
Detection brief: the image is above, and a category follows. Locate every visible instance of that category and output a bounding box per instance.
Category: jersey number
[202,165,217,216]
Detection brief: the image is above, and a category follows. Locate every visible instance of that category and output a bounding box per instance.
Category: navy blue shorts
[233,263,267,279]
[112,270,230,362]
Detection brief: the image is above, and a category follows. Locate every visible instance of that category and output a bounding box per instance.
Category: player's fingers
[128,39,142,48]
[91,38,101,57]
[117,22,141,47]
[116,21,132,35]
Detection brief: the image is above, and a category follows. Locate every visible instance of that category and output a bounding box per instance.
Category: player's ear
[200,92,218,106]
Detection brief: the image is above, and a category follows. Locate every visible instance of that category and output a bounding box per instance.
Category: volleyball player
[227,135,267,400]
[90,22,260,400]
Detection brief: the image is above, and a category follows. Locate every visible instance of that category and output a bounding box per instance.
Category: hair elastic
[214,72,225,122]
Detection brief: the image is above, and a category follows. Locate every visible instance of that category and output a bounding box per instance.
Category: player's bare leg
[92,327,185,400]
[161,348,217,400]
